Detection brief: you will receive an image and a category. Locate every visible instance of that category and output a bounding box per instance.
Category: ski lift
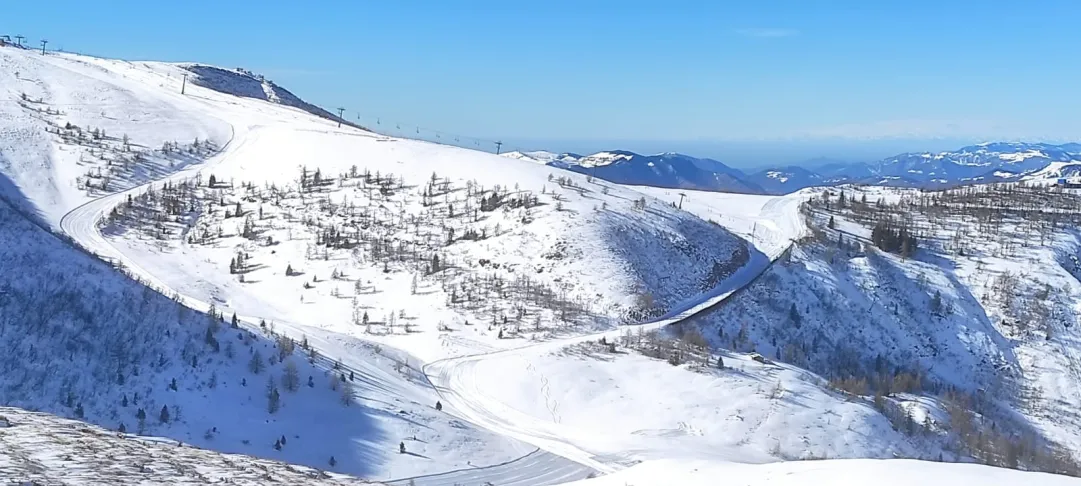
[396,124,400,129]
[377,118,381,125]
[455,137,460,142]
[416,127,420,134]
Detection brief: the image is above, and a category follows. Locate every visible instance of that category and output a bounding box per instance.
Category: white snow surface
[0,407,376,485]
[565,457,1081,486]
[628,186,809,259]
[0,48,231,225]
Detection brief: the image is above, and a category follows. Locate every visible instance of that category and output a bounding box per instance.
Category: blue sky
[5,1,1081,165]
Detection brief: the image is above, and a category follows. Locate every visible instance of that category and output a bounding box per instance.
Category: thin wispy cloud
[734,28,800,38]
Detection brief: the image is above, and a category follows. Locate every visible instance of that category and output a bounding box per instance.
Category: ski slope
[26,46,740,483]
[52,74,576,483]
[629,186,810,259]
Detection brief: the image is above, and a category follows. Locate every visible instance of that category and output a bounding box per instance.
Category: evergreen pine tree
[249,350,265,374]
[266,378,281,414]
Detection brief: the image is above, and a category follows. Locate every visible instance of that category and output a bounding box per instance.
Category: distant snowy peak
[180,64,359,129]
[502,150,581,165]
[574,151,637,168]
[871,142,1081,187]
[1024,161,1081,182]
[743,166,826,195]
[508,141,1081,196]
[521,150,763,193]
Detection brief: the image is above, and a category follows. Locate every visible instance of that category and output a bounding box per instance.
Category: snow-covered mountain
[781,142,1081,191]
[682,184,1081,475]
[0,44,761,483]
[518,142,1081,196]
[743,166,826,195]
[4,41,1081,485]
[181,64,358,129]
[863,142,1081,187]
[508,150,763,194]
[0,406,374,485]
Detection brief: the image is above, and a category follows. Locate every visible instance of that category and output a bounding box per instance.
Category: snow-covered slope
[180,64,357,129]
[627,186,807,259]
[0,45,574,482]
[0,45,761,482]
[456,340,929,466]
[6,42,1081,485]
[0,406,375,485]
[89,105,747,366]
[566,458,1081,486]
[691,184,1081,474]
[0,168,536,480]
[0,47,231,225]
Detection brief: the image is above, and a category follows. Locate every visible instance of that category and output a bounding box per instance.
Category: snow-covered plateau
[0,43,1079,485]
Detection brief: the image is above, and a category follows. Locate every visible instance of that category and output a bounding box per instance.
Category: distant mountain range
[505,142,1081,194]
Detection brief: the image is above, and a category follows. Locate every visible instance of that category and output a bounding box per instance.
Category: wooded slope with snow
[692,184,1081,475]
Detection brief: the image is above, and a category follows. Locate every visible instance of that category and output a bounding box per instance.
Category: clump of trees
[871,220,917,256]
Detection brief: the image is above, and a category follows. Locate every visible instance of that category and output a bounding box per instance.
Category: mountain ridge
[509,141,1081,195]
